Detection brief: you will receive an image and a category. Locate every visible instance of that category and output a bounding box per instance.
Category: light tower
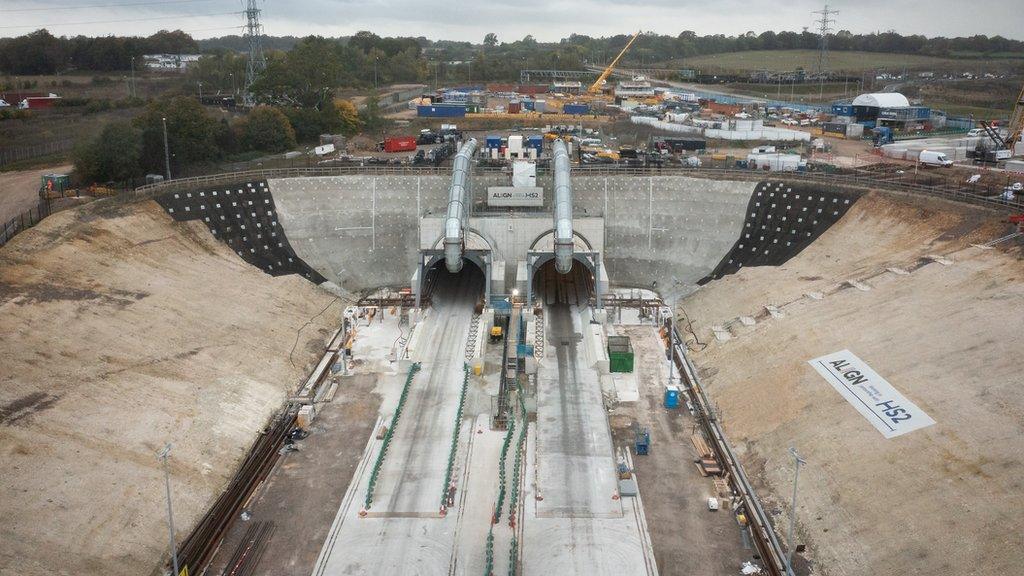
[243,0,266,106]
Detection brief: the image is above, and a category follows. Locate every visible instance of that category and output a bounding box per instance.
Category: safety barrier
[125,164,1021,214]
[364,362,422,510]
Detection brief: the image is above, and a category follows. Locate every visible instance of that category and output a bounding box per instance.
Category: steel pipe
[552,139,574,274]
[444,139,478,273]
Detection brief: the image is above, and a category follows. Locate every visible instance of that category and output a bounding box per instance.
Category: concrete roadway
[312,267,481,575]
[527,300,657,575]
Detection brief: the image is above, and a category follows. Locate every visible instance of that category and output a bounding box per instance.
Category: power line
[0,11,242,30]
[812,3,838,76]
[0,0,216,13]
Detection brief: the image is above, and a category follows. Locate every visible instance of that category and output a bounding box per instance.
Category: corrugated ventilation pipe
[443,138,478,273]
[552,139,574,274]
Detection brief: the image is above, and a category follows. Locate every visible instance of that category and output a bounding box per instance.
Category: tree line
[74,95,363,184]
[3,27,1022,79]
[0,29,198,75]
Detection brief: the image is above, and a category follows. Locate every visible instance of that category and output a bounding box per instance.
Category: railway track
[174,412,294,576]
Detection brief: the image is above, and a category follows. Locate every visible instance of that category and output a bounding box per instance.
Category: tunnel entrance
[532,257,594,307]
[421,257,486,310]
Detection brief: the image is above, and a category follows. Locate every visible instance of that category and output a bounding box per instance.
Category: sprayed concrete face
[154,173,859,303]
[264,174,763,298]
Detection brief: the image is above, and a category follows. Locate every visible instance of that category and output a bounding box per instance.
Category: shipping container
[508,101,522,114]
[522,99,535,111]
[417,104,466,118]
[607,336,634,373]
[507,135,524,154]
[485,135,502,149]
[563,103,590,115]
[527,135,543,152]
[41,173,70,192]
[380,136,417,153]
[831,104,855,116]
[534,100,547,114]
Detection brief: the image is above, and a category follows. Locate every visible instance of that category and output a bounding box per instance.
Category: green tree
[334,99,362,135]
[358,94,387,132]
[250,37,342,107]
[238,106,296,152]
[484,33,498,48]
[133,96,221,174]
[74,121,142,183]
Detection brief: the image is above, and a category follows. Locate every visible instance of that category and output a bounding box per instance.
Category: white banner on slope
[809,350,935,439]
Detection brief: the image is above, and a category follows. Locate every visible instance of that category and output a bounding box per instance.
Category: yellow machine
[490,325,503,342]
[587,31,642,95]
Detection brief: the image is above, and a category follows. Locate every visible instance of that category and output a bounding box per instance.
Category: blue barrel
[664,387,680,409]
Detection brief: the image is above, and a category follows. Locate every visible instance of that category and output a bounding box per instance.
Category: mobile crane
[588,30,642,95]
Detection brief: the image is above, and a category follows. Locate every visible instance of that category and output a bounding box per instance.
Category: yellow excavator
[588,30,642,95]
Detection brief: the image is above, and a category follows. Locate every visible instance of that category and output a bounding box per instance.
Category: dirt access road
[0,164,72,223]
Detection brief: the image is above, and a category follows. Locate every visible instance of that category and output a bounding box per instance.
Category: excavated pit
[1,172,1021,576]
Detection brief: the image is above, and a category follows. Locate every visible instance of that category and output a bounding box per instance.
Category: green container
[41,173,70,192]
[607,336,634,373]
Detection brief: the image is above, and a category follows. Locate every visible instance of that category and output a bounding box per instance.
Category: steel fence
[0,139,75,168]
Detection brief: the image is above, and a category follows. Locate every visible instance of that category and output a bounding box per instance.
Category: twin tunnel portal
[418,138,603,310]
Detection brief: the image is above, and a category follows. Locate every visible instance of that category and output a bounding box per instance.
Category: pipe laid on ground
[552,139,574,274]
[444,138,478,273]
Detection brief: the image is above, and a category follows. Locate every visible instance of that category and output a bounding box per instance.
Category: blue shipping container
[417,104,467,118]
[832,104,854,116]
[563,103,590,115]
[527,135,543,151]
[522,100,535,111]
[486,135,502,149]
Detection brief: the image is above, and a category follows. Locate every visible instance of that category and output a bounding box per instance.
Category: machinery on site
[970,82,1024,163]
[489,324,504,342]
[588,30,642,95]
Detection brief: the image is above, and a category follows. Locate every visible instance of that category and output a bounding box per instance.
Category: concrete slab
[535,303,621,518]
[523,429,658,576]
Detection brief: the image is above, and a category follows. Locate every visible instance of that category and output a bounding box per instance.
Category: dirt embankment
[677,191,1024,576]
[0,199,343,576]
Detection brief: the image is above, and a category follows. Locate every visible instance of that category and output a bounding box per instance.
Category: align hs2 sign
[809,350,935,439]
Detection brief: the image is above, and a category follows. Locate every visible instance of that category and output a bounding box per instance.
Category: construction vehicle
[970,121,1012,163]
[490,325,504,342]
[588,31,642,95]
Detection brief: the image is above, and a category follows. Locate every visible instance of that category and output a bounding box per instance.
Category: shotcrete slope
[0,200,342,576]
[678,192,1023,576]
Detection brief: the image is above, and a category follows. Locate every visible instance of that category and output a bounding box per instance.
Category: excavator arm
[588,31,642,94]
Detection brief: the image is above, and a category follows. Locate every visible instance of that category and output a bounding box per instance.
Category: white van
[919,150,953,167]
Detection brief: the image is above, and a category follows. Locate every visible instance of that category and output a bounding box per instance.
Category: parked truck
[378,136,418,153]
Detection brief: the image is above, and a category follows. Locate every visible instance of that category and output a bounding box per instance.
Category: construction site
[3,4,1024,576]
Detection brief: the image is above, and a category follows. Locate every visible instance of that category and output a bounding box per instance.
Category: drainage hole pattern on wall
[154,180,327,284]
[700,181,861,283]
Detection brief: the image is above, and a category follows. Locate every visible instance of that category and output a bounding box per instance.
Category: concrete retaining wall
[137,173,853,300]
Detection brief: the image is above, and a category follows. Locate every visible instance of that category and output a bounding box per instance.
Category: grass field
[669,50,1024,74]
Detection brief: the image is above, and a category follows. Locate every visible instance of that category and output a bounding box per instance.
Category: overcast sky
[2,0,1022,42]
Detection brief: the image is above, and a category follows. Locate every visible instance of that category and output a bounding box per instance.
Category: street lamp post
[130,56,136,98]
[158,444,180,576]
[786,447,807,575]
[161,117,172,180]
